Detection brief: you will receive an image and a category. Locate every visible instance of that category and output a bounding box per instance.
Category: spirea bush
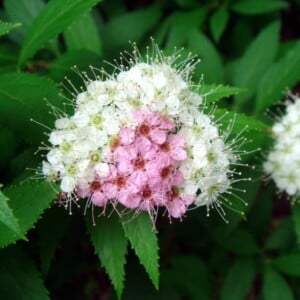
[1,1,300,300]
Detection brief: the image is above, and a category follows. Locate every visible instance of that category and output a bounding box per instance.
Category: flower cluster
[43,49,238,220]
[264,96,300,197]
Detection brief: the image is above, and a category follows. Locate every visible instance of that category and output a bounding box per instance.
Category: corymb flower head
[264,94,300,197]
[42,42,244,222]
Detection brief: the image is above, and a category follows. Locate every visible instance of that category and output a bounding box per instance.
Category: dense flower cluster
[264,96,300,196]
[43,50,238,220]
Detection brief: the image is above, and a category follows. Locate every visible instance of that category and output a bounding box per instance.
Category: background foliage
[0,0,300,299]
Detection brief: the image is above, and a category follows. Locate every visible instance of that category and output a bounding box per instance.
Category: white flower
[55,117,72,129]
[47,149,63,165]
[94,162,110,177]
[191,140,208,168]
[264,96,300,197]
[49,130,76,145]
[61,176,77,193]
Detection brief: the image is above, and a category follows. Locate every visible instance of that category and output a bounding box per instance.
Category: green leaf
[0,247,49,300]
[193,84,247,104]
[263,266,294,300]
[256,41,300,113]
[164,256,212,300]
[87,213,127,299]
[248,184,273,235]
[175,0,199,7]
[9,148,40,182]
[19,0,101,66]
[292,204,300,246]
[0,43,18,74]
[212,109,268,155]
[0,181,56,247]
[265,217,294,251]
[64,13,102,55]
[221,228,259,255]
[187,29,224,83]
[0,21,21,37]
[155,8,207,46]
[48,50,101,82]
[160,9,207,48]
[122,212,159,289]
[102,5,161,54]
[0,126,17,170]
[273,254,300,276]
[0,190,21,238]
[210,9,229,42]
[221,258,256,300]
[233,21,280,109]
[278,40,299,58]
[232,0,288,15]
[38,206,71,274]
[4,0,45,43]
[0,72,60,143]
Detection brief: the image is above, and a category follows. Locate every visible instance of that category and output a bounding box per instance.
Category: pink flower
[76,180,109,207]
[128,185,161,212]
[79,109,195,220]
[133,110,175,145]
[76,186,91,198]
[165,186,195,218]
[148,163,184,189]
[90,180,107,207]
[107,166,140,208]
[160,134,187,161]
[119,127,135,145]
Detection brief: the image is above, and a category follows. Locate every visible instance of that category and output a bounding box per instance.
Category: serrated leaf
[265,217,294,251]
[19,0,101,66]
[212,109,268,155]
[4,0,45,43]
[210,9,229,42]
[0,247,49,300]
[187,28,224,83]
[273,254,300,276]
[0,181,56,247]
[0,72,60,144]
[102,5,161,54]
[208,108,270,164]
[38,206,71,274]
[233,21,280,108]
[87,213,127,299]
[122,212,159,289]
[263,266,294,300]
[64,13,102,55]
[0,21,21,37]
[232,0,288,15]
[292,204,300,246]
[256,41,300,113]
[193,84,246,104]
[0,190,21,237]
[221,258,256,300]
